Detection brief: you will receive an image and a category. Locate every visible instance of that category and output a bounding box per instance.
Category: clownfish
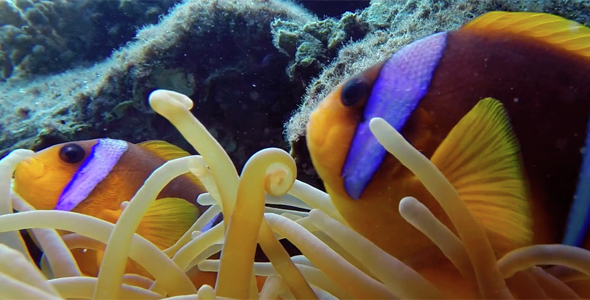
[307,10,590,272]
[13,139,207,276]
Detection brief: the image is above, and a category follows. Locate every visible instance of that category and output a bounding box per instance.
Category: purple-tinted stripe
[55,139,128,211]
[201,212,222,232]
[342,32,448,200]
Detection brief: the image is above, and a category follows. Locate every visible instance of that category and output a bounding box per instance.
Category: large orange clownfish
[307,11,590,271]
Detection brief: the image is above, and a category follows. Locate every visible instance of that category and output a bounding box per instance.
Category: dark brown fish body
[396,28,590,244]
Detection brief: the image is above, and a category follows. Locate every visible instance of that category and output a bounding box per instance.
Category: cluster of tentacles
[0,89,589,299]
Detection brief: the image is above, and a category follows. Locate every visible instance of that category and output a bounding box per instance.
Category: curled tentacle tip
[186,155,207,176]
[11,149,35,159]
[191,231,202,239]
[369,117,388,130]
[149,89,194,114]
[196,193,214,206]
[120,201,129,211]
[0,149,35,167]
[257,148,296,196]
[399,196,421,215]
[188,156,209,178]
[369,117,400,147]
[265,163,295,196]
[196,284,215,299]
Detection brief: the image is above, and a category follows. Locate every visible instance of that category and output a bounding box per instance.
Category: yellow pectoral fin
[430,98,533,255]
[136,197,199,250]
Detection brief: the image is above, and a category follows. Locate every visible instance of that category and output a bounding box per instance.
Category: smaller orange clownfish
[13,139,207,276]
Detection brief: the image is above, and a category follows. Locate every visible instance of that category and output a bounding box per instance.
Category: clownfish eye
[59,144,85,164]
[341,77,370,107]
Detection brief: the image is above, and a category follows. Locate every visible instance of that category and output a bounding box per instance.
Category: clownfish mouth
[14,158,47,181]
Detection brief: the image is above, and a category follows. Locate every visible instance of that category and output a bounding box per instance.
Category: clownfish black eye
[341,77,370,107]
[59,144,85,164]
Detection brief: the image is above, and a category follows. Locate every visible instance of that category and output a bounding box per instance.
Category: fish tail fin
[137,197,200,250]
[431,98,533,256]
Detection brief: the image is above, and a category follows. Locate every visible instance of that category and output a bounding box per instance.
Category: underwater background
[2,1,590,299]
[2,0,590,187]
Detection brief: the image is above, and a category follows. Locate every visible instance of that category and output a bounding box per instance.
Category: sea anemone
[0,89,589,299]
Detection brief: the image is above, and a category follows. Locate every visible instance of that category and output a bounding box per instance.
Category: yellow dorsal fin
[136,197,199,250]
[463,12,590,57]
[138,140,205,190]
[138,140,192,160]
[430,98,532,256]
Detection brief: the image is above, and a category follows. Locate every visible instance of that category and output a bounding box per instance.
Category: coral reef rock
[0,0,180,80]
[0,0,315,172]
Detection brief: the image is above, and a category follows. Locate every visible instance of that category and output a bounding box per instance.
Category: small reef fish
[13,138,207,276]
[307,10,590,273]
